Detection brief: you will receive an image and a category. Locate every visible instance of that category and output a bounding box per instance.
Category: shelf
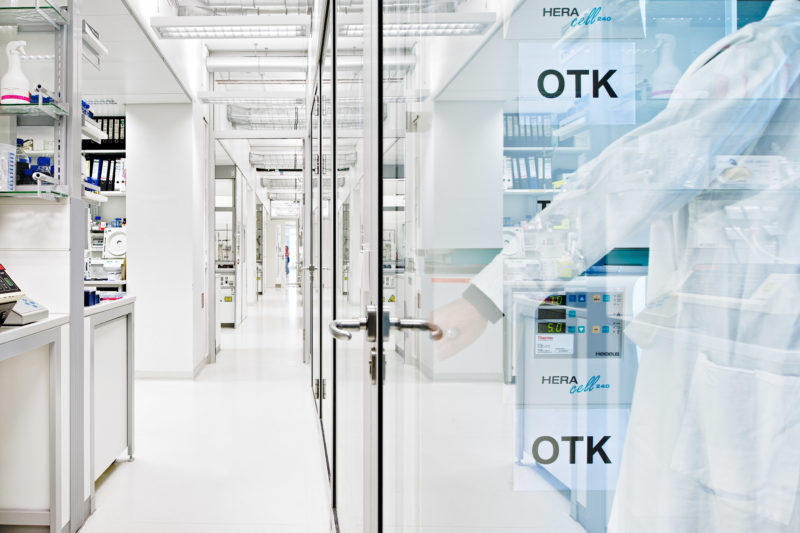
[0,102,68,119]
[0,2,67,30]
[82,148,126,154]
[84,280,126,287]
[504,188,559,196]
[82,190,108,205]
[0,187,68,201]
[82,115,108,143]
[102,191,126,197]
[504,146,588,154]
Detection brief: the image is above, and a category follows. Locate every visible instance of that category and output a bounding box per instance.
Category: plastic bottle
[650,34,682,99]
[1,41,30,105]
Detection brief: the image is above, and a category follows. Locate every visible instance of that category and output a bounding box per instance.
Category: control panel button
[592,326,601,333]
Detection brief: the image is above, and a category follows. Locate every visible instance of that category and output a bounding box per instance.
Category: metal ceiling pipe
[207,55,308,73]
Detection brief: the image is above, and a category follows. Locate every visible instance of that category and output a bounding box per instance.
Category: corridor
[81,289,331,533]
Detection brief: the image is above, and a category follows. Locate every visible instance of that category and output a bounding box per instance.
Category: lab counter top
[0,314,69,347]
[84,295,136,317]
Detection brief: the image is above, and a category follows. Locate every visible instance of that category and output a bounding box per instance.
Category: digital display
[542,294,566,306]
[538,321,567,334]
[538,308,566,320]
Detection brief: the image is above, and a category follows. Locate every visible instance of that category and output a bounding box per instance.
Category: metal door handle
[389,317,443,341]
[329,307,442,342]
[329,317,368,341]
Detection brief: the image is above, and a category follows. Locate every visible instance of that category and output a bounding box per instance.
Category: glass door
[373,1,770,532]
[311,83,322,413]
[321,15,336,474]
[329,0,381,529]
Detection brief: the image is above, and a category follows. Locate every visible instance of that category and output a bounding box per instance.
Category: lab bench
[0,314,70,532]
[83,296,135,512]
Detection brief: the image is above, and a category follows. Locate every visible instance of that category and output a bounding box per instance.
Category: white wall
[420,101,503,250]
[127,104,207,377]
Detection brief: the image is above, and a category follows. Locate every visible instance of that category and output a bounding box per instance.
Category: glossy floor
[81,289,331,533]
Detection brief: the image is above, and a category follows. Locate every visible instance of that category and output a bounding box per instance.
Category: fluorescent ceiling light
[151,15,310,39]
[198,90,305,104]
[338,12,494,37]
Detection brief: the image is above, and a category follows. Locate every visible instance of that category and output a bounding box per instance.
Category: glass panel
[334,0,369,528]
[321,21,336,468]
[377,1,797,532]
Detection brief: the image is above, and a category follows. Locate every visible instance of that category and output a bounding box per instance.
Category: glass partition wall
[318,0,794,531]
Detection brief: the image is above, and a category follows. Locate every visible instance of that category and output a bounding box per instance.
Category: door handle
[389,317,443,341]
[329,317,368,341]
[329,306,443,342]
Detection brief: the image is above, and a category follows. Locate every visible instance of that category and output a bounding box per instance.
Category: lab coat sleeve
[465,251,504,322]
[468,21,800,314]
[539,22,800,271]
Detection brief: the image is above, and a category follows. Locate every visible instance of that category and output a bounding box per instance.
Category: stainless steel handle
[329,317,368,341]
[389,317,444,341]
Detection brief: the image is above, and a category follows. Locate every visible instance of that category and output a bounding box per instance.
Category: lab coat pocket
[671,355,800,525]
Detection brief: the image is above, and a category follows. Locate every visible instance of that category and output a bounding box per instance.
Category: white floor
[80,289,332,533]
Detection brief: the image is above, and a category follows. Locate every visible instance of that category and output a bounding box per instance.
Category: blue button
[577,326,585,333]
[568,310,576,318]
[567,326,575,333]
[602,294,610,302]
[577,294,586,303]
[602,325,610,334]
[568,294,576,303]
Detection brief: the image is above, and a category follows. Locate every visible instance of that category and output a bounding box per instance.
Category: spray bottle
[1,41,30,105]
[650,34,682,99]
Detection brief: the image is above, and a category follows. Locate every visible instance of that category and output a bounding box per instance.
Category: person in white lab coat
[433,1,800,530]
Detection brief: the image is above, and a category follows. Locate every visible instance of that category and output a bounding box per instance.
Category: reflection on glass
[380,0,800,532]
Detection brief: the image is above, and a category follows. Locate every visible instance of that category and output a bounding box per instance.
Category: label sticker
[536,334,574,356]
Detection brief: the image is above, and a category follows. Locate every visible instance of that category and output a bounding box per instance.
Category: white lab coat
[471,1,800,530]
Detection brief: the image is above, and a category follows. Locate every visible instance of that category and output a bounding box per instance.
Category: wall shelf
[0,102,68,118]
[82,115,108,143]
[503,146,588,154]
[0,2,67,30]
[0,187,68,201]
[504,188,559,196]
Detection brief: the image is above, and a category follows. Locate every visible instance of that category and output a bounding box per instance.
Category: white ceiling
[82,0,189,104]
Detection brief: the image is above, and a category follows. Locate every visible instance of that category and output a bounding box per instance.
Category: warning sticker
[535,334,574,356]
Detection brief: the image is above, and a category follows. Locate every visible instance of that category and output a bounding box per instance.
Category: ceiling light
[151,15,311,39]
[198,91,305,104]
[338,12,494,38]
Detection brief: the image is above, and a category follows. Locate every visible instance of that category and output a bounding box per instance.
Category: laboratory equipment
[103,227,126,259]
[513,271,646,533]
[4,297,48,326]
[217,274,235,326]
[0,265,25,326]
[86,259,124,281]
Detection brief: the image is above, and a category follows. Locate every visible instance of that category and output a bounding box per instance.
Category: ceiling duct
[250,151,303,169]
[174,0,312,16]
[227,103,306,130]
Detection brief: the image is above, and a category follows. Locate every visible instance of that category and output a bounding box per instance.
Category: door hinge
[314,378,320,399]
[322,379,327,399]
